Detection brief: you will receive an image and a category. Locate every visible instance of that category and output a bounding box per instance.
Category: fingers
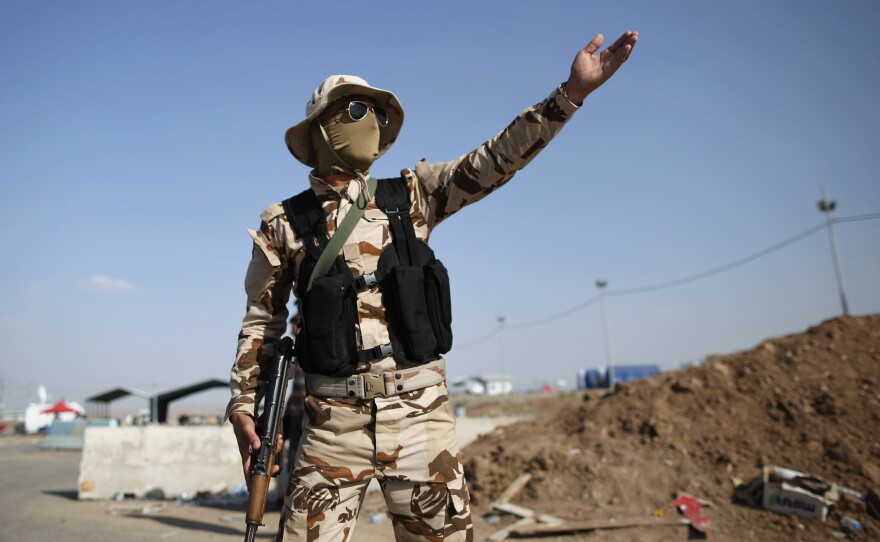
[607,31,636,53]
[601,32,638,71]
[248,429,261,451]
[230,413,260,484]
[584,33,604,55]
[235,420,260,454]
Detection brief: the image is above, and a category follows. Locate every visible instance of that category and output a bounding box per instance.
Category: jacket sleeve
[225,204,294,421]
[414,85,579,228]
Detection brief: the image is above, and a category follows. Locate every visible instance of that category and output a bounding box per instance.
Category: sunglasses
[347,101,388,127]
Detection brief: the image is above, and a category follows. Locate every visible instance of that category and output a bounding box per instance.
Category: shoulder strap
[306,176,377,292]
[375,176,420,265]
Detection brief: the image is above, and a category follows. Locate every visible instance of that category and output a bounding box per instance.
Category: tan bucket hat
[285,75,404,168]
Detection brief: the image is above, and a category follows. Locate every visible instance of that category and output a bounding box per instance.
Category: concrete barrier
[77,426,242,500]
[43,419,118,450]
[77,416,526,500]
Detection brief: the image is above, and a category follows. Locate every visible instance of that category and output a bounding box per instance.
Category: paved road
[0,434,399,541]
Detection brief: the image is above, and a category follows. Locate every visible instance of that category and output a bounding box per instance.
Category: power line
[453,213,879,344]
[455,294,603,349]
[834,212,880,224]
[454,328,501,349]
[507,294,602,329]
[607,221,827,296]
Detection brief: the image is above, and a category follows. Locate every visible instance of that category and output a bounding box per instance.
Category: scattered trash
[488,518,535,541]
[159,531,178,539]
[112,492,136,501]
[218,516,236,524]
[209,482,228,494]
[108,504,165,516]
[144,488,165,501]
[484,513,501,525]
[487,472,564,540]
[840,516,861,533]
[492,473,532,508]
[733,474,765,508]
[652,508,664,518]
[839,486,865,501]
[673,493,715,533]
[175,484,249,507]
[761,466,839,521]
[511,516,689,537]
[369,512,387,523]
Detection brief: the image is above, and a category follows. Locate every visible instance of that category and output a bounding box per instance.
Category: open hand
[565,31,638,104]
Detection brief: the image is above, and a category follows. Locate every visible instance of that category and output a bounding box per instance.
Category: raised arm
[414,31,639,228]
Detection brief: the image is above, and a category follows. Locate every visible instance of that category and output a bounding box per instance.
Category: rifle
[244,336,295,542]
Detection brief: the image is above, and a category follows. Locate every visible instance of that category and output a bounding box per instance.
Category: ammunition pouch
[283,175,453,375]
[377,244,452,364]
[296,257,359,376]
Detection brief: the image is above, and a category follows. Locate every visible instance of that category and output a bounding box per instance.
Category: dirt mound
[463,314,880,541]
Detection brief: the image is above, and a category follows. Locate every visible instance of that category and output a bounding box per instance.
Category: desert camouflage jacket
[227,85,579,419]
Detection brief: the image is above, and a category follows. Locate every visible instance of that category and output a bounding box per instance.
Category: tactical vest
[282,176,453,377]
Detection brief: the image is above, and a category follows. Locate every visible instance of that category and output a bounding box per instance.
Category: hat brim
[285,82,404,169]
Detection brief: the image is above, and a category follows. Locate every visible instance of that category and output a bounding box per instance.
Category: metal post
[595,279,615,391]
[817,186,850,316]
[496,315,506,378]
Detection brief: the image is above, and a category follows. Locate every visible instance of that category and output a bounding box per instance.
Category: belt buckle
[362,373,385,399]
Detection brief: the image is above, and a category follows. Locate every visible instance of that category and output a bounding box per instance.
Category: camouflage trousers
[276,381,473,541]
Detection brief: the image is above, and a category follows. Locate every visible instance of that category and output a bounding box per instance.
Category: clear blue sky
[2,1,878,412]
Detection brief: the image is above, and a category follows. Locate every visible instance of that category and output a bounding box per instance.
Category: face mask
[311,99,381,174]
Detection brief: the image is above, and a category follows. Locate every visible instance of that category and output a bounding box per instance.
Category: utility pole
[595,279,615,391]
[817,186,850,316]
[496,314,506,377]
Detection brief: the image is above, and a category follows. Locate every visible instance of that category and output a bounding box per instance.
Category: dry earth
[461,314,880,541]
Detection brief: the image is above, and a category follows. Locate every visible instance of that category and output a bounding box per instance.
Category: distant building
[448,375,514,396]
[24,400,85,434]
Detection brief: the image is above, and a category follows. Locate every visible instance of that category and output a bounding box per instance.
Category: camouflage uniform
[227,85,579,541]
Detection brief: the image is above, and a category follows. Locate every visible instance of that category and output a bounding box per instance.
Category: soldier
[228,32,638,541]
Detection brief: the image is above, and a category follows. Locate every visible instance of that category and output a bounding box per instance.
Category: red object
[673,493,715,533]
[40,400,81,415]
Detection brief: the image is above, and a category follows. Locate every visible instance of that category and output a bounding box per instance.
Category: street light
[496,314,506,377]
[595,279,615,391]
[817,186,850,316]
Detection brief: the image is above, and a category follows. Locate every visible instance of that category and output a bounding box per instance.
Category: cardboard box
[762,466,839,521]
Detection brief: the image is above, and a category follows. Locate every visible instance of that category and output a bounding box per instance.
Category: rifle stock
[243,336,295,542]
